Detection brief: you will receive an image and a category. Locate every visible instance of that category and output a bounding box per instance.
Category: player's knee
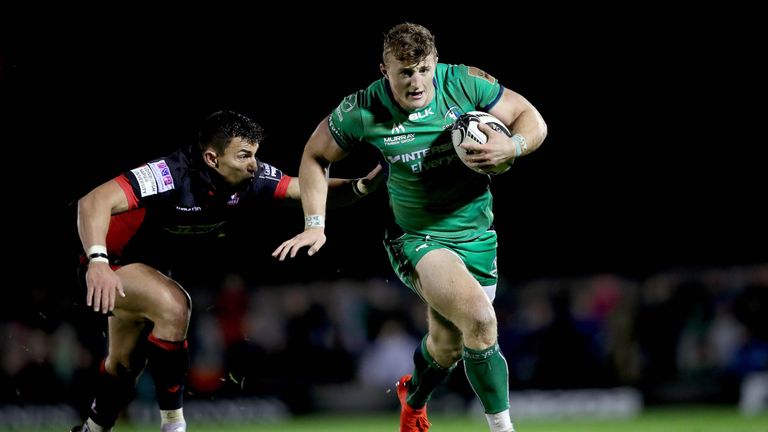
[443,346,463,363]
[153,286,192,329]
[429,335,463,363]
[466,308,498,347]
[105,355,143,378]
[159,300,191,329]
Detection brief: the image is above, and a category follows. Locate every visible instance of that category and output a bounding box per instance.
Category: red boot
[397,374,430,431]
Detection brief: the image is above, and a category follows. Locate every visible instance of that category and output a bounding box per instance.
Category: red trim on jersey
[79,175,145,268]
[148,333,188,351]
[275,175,291,199]
[106,208,146,257]
[114,174,139,210]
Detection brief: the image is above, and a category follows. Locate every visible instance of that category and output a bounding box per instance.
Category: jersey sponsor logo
[148,160,175,193]
[259,163,279,180]
[468,66,496,84]
[410,153,459,173]
[328,116,342,141]
[335,94,357,121]
[383,133,416,146]
[387,142,453,163]
[408,107,434,121]
[163,222,225,235]
[384,142,458,173]
[176,206,202,212]
[391,122,406,134]
[130,165,158,197]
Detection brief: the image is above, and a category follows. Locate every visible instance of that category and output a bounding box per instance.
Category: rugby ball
[451,111,513,175]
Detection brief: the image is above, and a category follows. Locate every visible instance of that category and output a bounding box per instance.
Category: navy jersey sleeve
[244,161,292,201]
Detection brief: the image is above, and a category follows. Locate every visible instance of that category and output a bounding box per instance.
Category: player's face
[214,137,259,187]
[381,54,437,112]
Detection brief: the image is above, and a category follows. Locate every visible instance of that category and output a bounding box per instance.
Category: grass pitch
[22,406,768,432]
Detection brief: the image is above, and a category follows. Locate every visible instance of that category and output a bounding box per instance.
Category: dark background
[0,8,767,420]
[2,7,766,313]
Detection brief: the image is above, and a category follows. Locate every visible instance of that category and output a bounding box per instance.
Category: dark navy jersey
[103,146,291,269]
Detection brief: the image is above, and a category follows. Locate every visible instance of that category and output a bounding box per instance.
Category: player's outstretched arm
[325,162,385,207]
[273,117,349,260]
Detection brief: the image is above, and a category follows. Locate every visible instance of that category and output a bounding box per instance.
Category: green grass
[20,406,768,432]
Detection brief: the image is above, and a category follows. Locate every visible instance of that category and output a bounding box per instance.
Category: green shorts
[384,229,498,299]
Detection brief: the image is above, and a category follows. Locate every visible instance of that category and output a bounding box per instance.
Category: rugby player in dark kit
[72,110,382,432]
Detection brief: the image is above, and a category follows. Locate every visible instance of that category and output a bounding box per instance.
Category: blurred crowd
[2,264,767,415]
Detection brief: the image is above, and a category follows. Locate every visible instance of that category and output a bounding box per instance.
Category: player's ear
[203,149,218,169]
[380,63,388,80]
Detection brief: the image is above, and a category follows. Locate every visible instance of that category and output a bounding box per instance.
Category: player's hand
[272,229,327,261]
[460,123,515,168]
[357,163,387,195]
[85,262,125,314]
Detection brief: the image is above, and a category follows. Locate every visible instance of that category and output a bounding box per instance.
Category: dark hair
[382,22,438,65]
[198,110,264,155]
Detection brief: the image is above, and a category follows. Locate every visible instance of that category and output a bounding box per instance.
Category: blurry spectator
[215,274,250,347]
[533,285,611,388]
[730,282,768,376]
[636,276,689,390]
[358,318,418,388]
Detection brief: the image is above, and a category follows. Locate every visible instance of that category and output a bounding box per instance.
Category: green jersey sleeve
[450,64,503,111]
[327,91,368,152]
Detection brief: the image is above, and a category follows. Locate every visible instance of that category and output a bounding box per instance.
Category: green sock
[407,335,456,408]
[463,343,510,414]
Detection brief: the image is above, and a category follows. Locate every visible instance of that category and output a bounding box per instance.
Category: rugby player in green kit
[274,22,547,432]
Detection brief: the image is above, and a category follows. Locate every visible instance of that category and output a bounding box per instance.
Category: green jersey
[328,63,503,241]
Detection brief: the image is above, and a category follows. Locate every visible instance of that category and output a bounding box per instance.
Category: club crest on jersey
[443,106,462,129]
[335,94,358,121]
[227,193,240,206]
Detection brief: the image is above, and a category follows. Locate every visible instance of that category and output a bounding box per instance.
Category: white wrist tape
[304,214,325,229]
[511,134,527,158]
[87,245,107,256]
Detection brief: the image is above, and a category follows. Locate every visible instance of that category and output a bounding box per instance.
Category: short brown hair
[383,23,438,65]
[198,110,264,155]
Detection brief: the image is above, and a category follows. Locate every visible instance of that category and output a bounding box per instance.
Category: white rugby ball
[451,111,513,175]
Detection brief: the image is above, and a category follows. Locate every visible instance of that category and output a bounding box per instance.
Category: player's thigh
[114,263,190,322]
[415,249,492,323]
[105,264,190,368]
